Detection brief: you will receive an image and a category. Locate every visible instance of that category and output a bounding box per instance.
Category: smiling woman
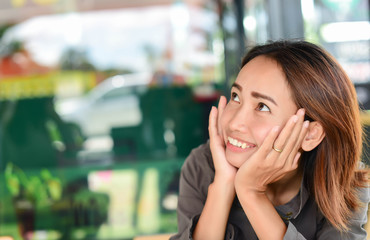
[170,40,369,240]
[221,56,299,169]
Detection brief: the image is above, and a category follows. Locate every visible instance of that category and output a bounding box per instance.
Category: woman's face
[221,56,299,168]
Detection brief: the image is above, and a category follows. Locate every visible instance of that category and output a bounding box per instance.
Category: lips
[227,136,256,149]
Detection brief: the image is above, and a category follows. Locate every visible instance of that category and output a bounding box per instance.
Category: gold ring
[273,146,283,153]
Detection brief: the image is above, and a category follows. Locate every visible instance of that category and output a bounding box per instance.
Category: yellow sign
[0,71,96,100]
[11,0,59,8]
[33,0,59,5]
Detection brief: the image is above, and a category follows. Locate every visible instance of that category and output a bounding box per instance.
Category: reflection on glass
[0,1,223,239]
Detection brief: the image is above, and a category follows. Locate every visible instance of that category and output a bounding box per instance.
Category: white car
[55,72,151,138]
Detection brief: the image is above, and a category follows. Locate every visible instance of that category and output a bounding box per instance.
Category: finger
[286,120,309,167]
[208,106,228,164]
[270,151,302,182]
[208,106,219,141]
[217,96,227,135]
[273,108,305,154]
[291,151,302,169]
[280,112,307,165]
[259,125,281,155]
[277,109,305,155]
[271,115,298,153]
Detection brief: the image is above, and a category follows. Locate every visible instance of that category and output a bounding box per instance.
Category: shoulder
[357,186,370,204]
[182,141,214,172]
[181,141,215,183]
[332,187,369,223]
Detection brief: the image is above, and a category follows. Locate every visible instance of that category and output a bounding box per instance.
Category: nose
[228,106,250,133]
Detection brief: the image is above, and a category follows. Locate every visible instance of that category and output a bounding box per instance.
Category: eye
[231,92,240,103]
[256,102,270,112]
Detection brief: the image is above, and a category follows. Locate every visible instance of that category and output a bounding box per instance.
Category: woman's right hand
[208,96,237,183]
[193,96,237,240]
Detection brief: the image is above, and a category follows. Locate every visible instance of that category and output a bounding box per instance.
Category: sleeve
[282,187,369,240]
[170,145,211,240]
[170,143,238,240]
[314,187,370,240]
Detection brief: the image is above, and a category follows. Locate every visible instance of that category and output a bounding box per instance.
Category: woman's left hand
[234,108,309,194]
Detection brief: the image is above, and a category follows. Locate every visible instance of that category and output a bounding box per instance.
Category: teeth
[228,137,253,149]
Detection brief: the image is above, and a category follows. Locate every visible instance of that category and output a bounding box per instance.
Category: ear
[301,121,325,151]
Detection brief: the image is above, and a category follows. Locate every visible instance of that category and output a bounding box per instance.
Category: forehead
[235,56,295,104]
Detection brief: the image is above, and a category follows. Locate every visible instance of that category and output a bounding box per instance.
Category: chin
[225,151,248,169]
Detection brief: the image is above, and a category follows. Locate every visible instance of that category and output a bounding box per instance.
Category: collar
[275,176,310,221]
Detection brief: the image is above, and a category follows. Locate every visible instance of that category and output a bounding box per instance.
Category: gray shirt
[170,142,369,240]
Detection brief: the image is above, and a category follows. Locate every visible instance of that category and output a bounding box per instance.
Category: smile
[227,137,255,149]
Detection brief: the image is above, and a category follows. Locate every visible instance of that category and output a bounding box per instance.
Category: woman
[170,40,369,240]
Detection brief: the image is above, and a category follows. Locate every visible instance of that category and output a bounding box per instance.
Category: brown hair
[241,40,368,231]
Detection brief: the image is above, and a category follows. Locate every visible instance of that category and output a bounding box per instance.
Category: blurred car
[55,72,151,138]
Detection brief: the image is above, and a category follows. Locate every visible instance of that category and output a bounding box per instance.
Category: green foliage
[4,162,62,204]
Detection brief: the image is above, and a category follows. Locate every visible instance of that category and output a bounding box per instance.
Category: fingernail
[292,115,298,123]
[298,108,305,116]
[303,120,309,128]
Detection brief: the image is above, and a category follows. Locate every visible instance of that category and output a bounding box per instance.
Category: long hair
[241,40,368,231]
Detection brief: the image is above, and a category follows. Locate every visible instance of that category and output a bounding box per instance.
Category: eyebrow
[231,82,242,91]
[231,82,278,106]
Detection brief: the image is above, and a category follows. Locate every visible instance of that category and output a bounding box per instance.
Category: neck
[266,169,303,206]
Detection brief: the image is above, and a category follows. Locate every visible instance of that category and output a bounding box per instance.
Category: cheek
[251,119,276,146]
[253,116,291,146]
[220,106,231,130]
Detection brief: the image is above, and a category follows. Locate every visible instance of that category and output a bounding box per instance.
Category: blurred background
[0,0,368,239]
